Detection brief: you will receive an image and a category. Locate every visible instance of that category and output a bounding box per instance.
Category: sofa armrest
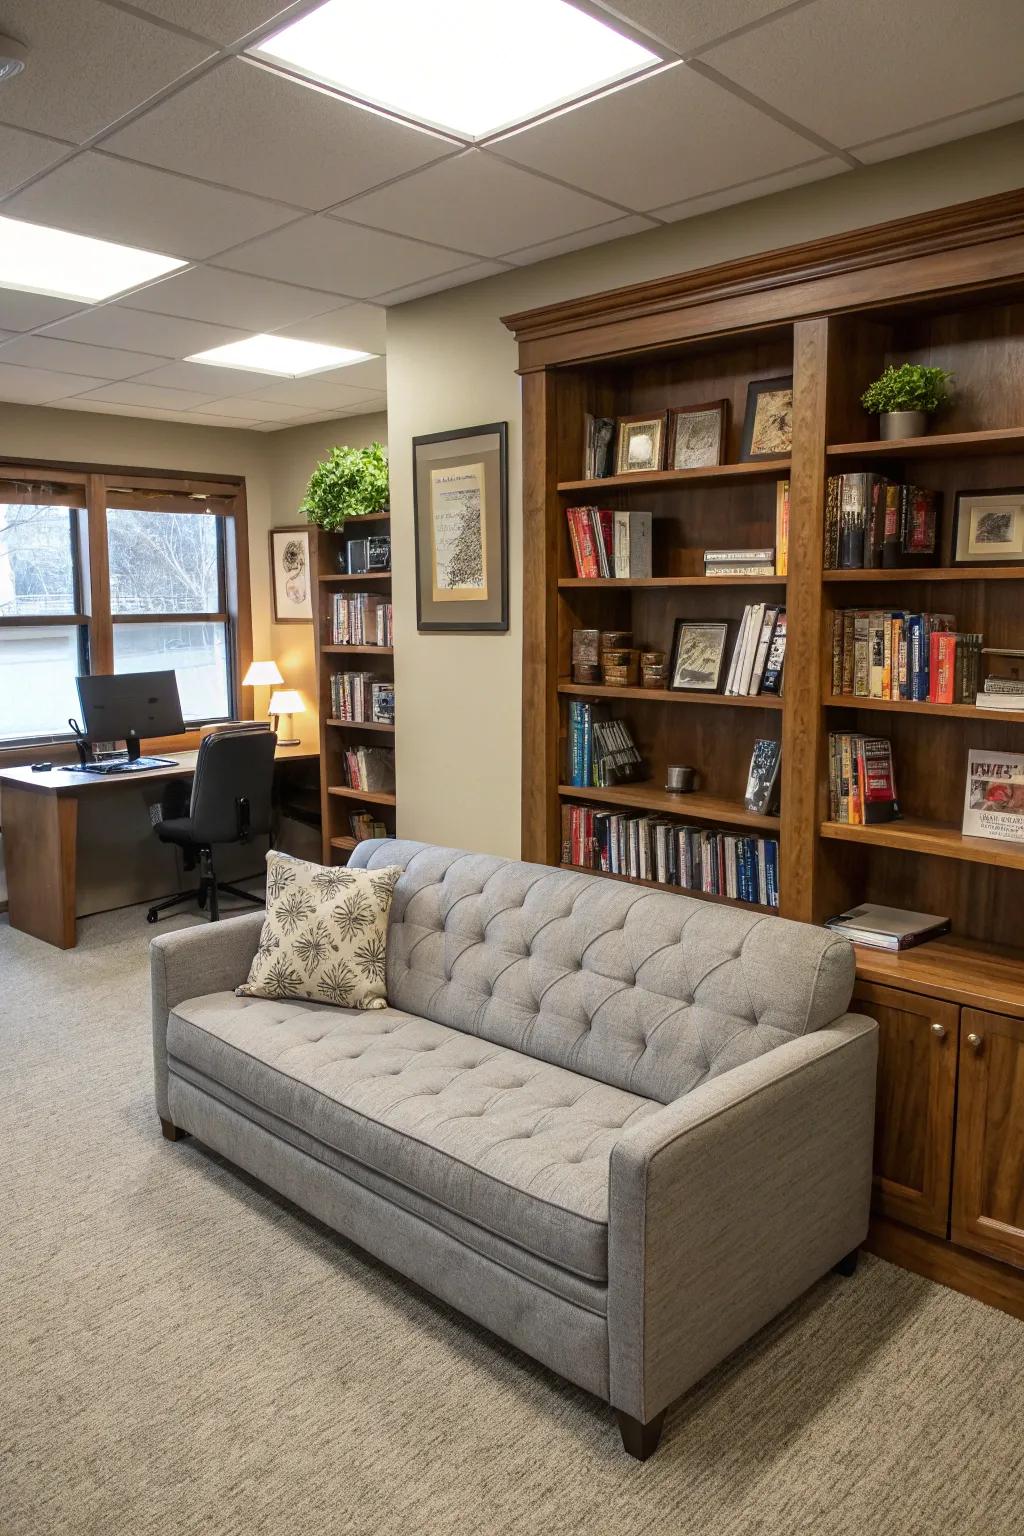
[150,912,266,1120]
[607,1013,878,1422]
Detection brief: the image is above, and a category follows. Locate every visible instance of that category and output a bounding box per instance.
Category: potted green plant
[300,442,389,535]
[860,364,953,441]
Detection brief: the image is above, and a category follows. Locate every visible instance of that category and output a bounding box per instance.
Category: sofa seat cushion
[167,991,662,1282]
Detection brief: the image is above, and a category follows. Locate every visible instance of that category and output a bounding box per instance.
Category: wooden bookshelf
[313,528,395,861]
[505,189,1024,1308]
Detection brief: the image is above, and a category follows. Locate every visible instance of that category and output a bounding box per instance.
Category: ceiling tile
[493,64,821,212]
[126,265,339,330]
[0,289,86,331]
[118,1,299,46]
[216,216,470,299]
[651,156,847,221]
[373,261,508,306]
[0,334,165,379]
[500,212,659,265]
[75,380,221,409]
[276,302,387,354]
[103,57,456,210]
[591,0,797,56]
[336,151,626,260]
[128,359,280,394]
[244,378,381,408]
[42,304,250,356]
[4,152,300,260]
[314,355,386,391]
[853,94,1024,165]
[199,396,316,421]
[0,362,105,403]
[0,0,213,143]
[0,124,71,198]
[700,0,1024,148]
[64,398,260,427]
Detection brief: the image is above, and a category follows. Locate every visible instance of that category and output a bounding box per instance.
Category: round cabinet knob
[930,1022,946,1038]
[967,1032,983,1052]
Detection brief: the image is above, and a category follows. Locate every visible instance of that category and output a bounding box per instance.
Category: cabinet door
[853,981,958,1237]
[952,1008,1024,1269]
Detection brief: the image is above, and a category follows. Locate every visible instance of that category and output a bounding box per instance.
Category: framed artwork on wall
[412,422,509,632]
[269,525,314,622]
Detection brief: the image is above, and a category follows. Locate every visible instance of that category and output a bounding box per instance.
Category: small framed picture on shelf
[666,400,727,470]
[668,619,729,692]
[614,413,666,475]
[740,375,793,460]
[952,488,1024,565]
[962,748,1024,843]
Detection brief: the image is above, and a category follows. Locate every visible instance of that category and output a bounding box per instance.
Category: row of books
[830,609,981,703]
[340,746,395,793]
[824,473,939,570]
[827,733,899,824]
[726,604,787,695]
[566,507,652,579]
[330,671,395,723]
[566,703,642,787]
[330,592,394,646]
[562,803,780,907]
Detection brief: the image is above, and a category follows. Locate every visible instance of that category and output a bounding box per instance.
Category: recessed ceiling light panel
[253,0,660,141]
[0,215,185,303]
[186,334,374,377]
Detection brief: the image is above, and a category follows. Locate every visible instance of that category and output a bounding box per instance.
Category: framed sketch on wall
[269,525,314,622]
[412,422,508,632]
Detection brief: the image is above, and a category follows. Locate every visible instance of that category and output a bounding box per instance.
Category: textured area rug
[2,904,1023,1536]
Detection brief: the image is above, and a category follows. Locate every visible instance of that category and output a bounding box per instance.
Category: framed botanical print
[667,400,727,469]
[614,413,666,474]
[952,488,1024,564]
[413,422,508,632]
[668,620,729,692]
[741,376,794,460]
[269,525,313,622]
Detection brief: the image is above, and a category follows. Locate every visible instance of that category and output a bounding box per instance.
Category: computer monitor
[76,671,185,761]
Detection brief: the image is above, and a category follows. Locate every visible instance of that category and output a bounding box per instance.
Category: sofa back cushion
[347,840,855,1105]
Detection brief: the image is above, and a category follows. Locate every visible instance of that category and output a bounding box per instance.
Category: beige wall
[385,120,1024,858]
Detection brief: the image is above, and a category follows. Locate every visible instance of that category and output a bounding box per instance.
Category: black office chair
[146,726,278,924]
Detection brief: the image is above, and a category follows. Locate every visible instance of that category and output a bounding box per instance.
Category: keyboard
[79,756,177,774]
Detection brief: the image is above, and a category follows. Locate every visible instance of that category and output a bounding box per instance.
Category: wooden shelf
[823,565,1024,582]
[330,835,358,852]
[321,644,393,654]
[821,816,1024,870]
[325,718,396,733]
[560,862,776,916]
[328,785,396,806]
[557,458,790,493]
[827,427,1024,460]
[559,680,783,710]
[558,574,786,588]
[823,693,1024,723]
[319,570,392,584]
[853,935,1024,1019]
[559,781,779,831]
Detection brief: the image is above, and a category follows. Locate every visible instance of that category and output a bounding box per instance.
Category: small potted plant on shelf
[860,363,953,441]
[300,442,389,564]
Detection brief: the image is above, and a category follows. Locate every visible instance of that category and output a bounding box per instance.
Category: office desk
[0,745,318,950]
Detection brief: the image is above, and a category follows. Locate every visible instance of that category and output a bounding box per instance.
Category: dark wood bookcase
[313,513,396,862]
[504,189,1024,1317]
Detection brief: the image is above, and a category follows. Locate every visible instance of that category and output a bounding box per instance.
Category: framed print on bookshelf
[614,412,666,474]
[412,421,508,632]
[952,488,1024,564]
[740,375,794,460]
[269,524,313,622]
[666,400,727,469]
[668,619,729,692]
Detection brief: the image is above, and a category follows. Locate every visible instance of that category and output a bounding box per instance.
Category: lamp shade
[243,659,284,687]
[268,689,305,716]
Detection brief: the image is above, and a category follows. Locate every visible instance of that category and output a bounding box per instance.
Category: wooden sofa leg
[160,1117,188,1142]
[616,1408,666,1461]
[833,1247,859,1277]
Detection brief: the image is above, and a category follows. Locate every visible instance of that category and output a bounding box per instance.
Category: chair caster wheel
[146,909,159,924]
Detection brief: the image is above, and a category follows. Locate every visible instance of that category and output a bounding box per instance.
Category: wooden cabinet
[952,1008,1024,1270]
[854,981,958,1237]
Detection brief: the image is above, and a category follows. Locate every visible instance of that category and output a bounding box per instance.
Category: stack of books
[724,605,787,695]
[566,702,642,787]
[824,473,940,569]
[349,811,390,840]
[826,903,950,951]
[566,507,652,578]
[976,648,1024,710]
[331,592,394,646]
[831,609,981,702]
[828,733,899,823]
[341,746,395,793]
[703,547,775,578]
[562,804,779,907]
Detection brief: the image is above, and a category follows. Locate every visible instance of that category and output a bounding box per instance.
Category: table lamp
[267,688,305,747]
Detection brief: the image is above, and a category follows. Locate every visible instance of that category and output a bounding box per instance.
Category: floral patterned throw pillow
[236,852,401,1009]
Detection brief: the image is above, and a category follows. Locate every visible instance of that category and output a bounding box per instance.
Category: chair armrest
[607,1013,878,1422]
[150,912,266,1120]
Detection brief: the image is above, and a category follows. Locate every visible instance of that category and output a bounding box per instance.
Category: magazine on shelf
[962,750,1024,843]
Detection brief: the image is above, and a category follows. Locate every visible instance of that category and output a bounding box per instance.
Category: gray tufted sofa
[151,839,878,1459]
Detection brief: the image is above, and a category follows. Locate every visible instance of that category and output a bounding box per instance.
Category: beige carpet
[3,903,1023,1536]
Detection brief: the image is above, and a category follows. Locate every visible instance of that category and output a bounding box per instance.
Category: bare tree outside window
[107,509,220,614]
[0,504,77,616]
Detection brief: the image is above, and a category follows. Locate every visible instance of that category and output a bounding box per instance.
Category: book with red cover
[593,508,614,576]
[859,736,900,822]
[567,506,600,577]
[929,631,957,704]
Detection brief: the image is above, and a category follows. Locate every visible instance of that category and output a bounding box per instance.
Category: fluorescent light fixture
[0,215,185,303]
[186,334,373,377]
[254,0,660,141]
